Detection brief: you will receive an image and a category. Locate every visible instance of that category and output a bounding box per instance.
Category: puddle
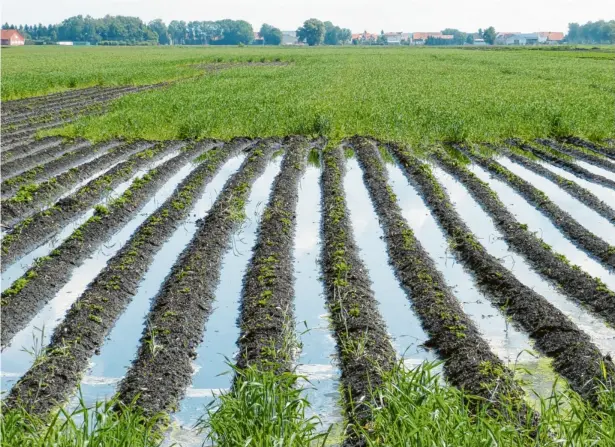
[1,151,185,291]
[538,160,615,205]
[433,166,615,359]
[344,158,433,361]
[386,162,555,396]
[576,160,615,182]
[0,155,212,393]
[499,157,615,245]
[470,164,615,291]
[294,166,342,431]
[75,155,246,408]
[174,158,282,428]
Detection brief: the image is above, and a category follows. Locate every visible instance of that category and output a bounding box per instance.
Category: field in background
[2,45,614,145]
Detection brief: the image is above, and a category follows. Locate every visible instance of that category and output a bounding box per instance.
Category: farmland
[2,45,615,446]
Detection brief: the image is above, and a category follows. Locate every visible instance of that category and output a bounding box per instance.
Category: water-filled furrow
[433,166,615,358]
[469,164,615,292]
[499,158,615,245]
[576,160,615,182]
[293,164,342,430]
[75,155,245,409]
[0,158,208,392]
[344,158,433,360]
[385,161,555,396]
[1,150,185,285]
[0,137,64,163]
[175,158,282,427]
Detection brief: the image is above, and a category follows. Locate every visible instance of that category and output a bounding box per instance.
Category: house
[281,31,298,45]
[1,29,25,46]
[412,32,442,45]
[473,38,487,46]
[352,32,378,44]
[384,32,403,45]
[252,32,264,45]
[401,32,412,44]
[496,32,550,45]
[539,32,565,44]
[57,41,74,46]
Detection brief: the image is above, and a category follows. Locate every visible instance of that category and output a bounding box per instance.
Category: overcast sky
[2,0,613,33]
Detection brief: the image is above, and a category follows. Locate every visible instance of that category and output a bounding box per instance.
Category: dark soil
[466,147,615,270]
[513,140,615,191]
[0,140,222,348]
[438,144,615,327]
[537,138,615,174]
[1,137,64,164]
[5,140,251,415]
[321,144,396,447]
[116,140,277,416]
[389,141,615,402]
[2,141,121,198]
[351,138,528,408]
[500,145,615,224]
[1,141,154,229]
[563,137,615,161]
[0,141,175,270]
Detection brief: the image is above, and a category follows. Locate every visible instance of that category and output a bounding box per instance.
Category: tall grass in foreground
[354,361,615,446]
[0,391,166,447]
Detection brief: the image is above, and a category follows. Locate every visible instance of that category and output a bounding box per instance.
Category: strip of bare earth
[237,137,311,372]
[115,141,277,416]
[498,145,615,224]
[388,142,615,402]
[0,141,155,230]
[435,145,615,326]
[1,137,64,164]
[4,140,249,416]
[0,139,223,348]
[513,140,615,191]
[320,144,396,447]
[0,141,176,270]
[350,138,528,408]
[2,141,122,198]
[464,147,615,270]
[564,137,615,161]
[537,139,615,174]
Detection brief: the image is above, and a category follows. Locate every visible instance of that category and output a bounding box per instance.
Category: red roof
[1,29,24,40]
[539,31,564,41]
[413,32,442,40]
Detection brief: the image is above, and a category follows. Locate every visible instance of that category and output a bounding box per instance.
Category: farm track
[0,141,154,229]
[4,141,249,415]
[0,141,174,269]
[1,137,65,163]
[1,139,93,181]
[388,142,615,402]
[1,141,122,199]
[350,138,528,411]
[115,141,277,415]
[0,140,221,349]
[514,140,615,191]
[500,146,615,224]
[537,139,615,174]
[465,148,615,270]
[320,145,395,446]
[438,145,615,327]
[564,137,615,161]
[236,137,312,371]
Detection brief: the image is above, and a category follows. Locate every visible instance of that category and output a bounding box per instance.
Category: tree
[297,18,325,46]
[214,20,253,45]
[442,28,467,45]
[339,28,352,44]
[466,34,474,44]
[324,21,340,45]
[149,19,169,44]
[260,23,282,45]
[377,30,388,45]
[168,20,187,44]
[482,27,496,45]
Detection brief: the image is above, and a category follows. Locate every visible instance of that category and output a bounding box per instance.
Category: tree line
[567,21,615,44]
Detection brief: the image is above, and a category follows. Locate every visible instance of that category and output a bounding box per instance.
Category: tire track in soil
[2,141,122,199]
[1,137,64,164]
[350,138,529,411]
[320,144,395,447]
[115,141,277,416]
[0,141,155,230]
[388,141,615,402]
[498,146,615,224]
[464,148,615,270]
[537,139,615,174]
[435,146,615,327]
[513,140,615,191]
[4,141,249,416]
[0,141,175,271]
[0,140,224,349]
[236,137,312,372]
[564,137,615,161]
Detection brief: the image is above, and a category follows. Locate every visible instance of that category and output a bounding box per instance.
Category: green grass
[3,46,614,145]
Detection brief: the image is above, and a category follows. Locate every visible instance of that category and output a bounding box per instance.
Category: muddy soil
[1,137,64,164]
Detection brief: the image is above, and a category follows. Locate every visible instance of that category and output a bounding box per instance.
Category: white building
[384,32,403,45]
[496,33,547,45]
[281,31,298,45]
